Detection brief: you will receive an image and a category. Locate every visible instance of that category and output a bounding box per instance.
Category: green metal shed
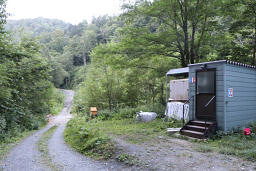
[177,60,256,138]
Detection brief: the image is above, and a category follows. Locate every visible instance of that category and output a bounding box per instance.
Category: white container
[136,111,157,122]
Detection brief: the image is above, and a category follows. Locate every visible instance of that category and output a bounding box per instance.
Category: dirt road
[0,90,127,171]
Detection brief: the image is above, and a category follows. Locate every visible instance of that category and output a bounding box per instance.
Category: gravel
[48,90,129,171]
[0,90,129,171]
[114,136,256,171]
[0,125,52,171]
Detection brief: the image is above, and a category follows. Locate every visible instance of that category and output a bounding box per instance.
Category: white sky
[6,0,123,24]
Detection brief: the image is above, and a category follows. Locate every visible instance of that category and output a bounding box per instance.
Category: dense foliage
[6,17,71,38]
[72,0,256,115]
[0,1,64,142]
[4,0,256,119]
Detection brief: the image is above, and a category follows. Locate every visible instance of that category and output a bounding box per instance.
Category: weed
[64,118,115,160]
[116,153,136,166]
[64,115,182,160]
[196,145,213,153]
[37,126,61,171]
[197,122,256,161]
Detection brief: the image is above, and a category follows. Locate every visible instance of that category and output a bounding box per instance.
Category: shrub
[96,104,167,121]
[64,117,115,159]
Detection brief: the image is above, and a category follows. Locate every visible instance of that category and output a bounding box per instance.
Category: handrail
[182,95,194,127]
[204,96,215,108]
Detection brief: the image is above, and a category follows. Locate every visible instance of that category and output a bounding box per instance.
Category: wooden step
[185,125,208,132]
[180,130,205,139]
[190,120,214,127]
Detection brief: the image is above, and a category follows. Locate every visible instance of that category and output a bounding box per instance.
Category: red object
[243,128,251,135]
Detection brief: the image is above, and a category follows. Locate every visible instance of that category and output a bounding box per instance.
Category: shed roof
[166,60,256,76]
[188,60,226,66]
[166,67,189,76]
[189,60,256,69]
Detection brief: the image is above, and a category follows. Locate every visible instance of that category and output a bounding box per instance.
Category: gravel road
[0,90,128,171]
[0,125,52,171]
[48,90,127,171]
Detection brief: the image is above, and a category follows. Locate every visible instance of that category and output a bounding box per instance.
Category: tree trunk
[190,25,196,64]
[180,53,186,67]
[183,0,190,65]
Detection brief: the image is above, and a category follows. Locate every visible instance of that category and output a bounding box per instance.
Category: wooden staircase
[180,120,217,139]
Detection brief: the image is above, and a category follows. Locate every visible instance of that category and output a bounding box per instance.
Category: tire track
[48,90,128,171]
[1,90,129,171]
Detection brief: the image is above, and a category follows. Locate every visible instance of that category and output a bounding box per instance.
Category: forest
[1,0,256,139]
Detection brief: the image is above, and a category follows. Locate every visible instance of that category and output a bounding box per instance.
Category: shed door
[196,70,216,121]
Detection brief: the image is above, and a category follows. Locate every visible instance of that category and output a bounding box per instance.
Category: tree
[122,0,219,67]
[228,0,256,64]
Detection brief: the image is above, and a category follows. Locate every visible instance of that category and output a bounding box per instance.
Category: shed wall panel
[225,64,256,131]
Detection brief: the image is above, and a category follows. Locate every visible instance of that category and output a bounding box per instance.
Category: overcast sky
[6,0,123,24]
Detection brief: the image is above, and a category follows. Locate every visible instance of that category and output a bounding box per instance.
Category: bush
[96,104,166,121]
[64,117,115,159]
[49,89,65,115]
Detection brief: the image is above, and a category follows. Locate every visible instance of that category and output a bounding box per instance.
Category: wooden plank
[226,71,256,79]
[226,81,256,88]
[227,106,256,112]
[226,96,256,102]
[226,75,256,83]
[226,111,256,122]
[226,64,256,74]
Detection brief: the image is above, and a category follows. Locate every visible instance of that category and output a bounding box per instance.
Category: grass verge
[64,118,115,160]
[196,123,256,162]
[86,118,181,144]
[64,116,182,160]
[38,126,61,170]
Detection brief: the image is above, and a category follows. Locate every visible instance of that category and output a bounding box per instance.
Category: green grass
[116,153,138,166]
[64,116,182,160]
[196,123,256,162]
[38,125,61,170]
[195,144,213,153]
[86,118,182,144]
[64,118,116,160]
[0,129,37,160]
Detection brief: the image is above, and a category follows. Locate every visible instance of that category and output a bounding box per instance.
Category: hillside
[5,17,72,37]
